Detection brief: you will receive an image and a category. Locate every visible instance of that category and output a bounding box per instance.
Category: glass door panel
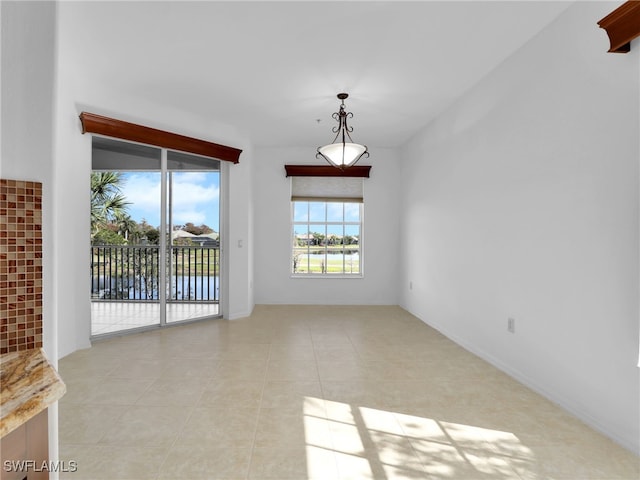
[90,138,162,336]
[166,152,221,324]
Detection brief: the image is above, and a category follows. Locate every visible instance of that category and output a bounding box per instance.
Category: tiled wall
[0,179,43,354]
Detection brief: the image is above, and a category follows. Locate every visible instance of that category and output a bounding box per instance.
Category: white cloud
[120,172,219,227]
[121,173,161,223]
[172,209,207,225]
[172,177,219,210]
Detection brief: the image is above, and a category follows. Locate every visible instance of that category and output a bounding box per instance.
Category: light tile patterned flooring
[91,302,220,336]
[59,305,639,479]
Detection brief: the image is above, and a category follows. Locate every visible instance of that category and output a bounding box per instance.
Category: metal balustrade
[90,245,219,303]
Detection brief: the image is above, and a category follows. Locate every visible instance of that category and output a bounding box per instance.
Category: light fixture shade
[317,142,368,168]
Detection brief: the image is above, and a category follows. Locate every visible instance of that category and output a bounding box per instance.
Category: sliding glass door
[90,137,222,337]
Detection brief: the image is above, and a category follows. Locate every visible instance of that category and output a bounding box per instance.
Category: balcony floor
[91,302,220,336]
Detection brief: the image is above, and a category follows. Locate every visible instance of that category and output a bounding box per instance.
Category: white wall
[54,2,254,356]
[223,144,255,320]
[253,147,400,305]
[399,2,639,453]
[1,0,60,471]
[1,0,57,361]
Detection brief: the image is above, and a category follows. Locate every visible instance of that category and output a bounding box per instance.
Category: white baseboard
[225,306,254,320]
[403,305,640,456]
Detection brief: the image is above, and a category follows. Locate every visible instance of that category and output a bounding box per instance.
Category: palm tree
[114,213,138,243]
[90,172,130,239]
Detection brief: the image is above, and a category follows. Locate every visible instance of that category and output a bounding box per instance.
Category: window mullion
[324,203,328,274]
[291,200,361,276]
[342,203,346,274]
[307,202,311,273]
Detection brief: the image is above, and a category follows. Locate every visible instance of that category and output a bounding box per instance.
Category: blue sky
[119,172,220,230]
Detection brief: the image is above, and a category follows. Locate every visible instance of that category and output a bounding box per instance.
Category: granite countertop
[0,348,66,438]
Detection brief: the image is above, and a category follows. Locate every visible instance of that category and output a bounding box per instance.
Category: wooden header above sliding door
[80,112,242,163]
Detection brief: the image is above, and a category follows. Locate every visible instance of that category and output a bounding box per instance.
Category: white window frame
[291,200,363,278]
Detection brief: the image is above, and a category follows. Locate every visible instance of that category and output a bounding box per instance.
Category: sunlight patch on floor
[304,396,535,479]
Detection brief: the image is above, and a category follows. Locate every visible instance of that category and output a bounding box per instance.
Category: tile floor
[59,305,639,480]
[91,302,220,336]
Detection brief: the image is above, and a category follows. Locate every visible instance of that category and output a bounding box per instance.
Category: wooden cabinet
[1,410,48,480]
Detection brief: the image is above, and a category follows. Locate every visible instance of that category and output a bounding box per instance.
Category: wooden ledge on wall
[79,112,242,163]
[597,1,640,53]
[285,165,371,178]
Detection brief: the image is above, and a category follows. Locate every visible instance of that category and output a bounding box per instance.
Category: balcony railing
[91,245,219,303]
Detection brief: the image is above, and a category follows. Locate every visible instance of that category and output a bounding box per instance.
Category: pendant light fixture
[316,93,369,169]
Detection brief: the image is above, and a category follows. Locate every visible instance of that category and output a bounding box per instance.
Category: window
[290,176,363,276]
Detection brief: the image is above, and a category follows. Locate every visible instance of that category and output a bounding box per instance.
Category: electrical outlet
[507,317,515,333]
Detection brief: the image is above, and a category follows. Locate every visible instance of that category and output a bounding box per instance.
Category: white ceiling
[66,1,572,148]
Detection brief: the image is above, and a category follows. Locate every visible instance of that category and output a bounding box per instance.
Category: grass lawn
[293,251,360,274]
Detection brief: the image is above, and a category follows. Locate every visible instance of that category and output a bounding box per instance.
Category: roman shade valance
[291,176,364,203]
[286,164,370,203]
